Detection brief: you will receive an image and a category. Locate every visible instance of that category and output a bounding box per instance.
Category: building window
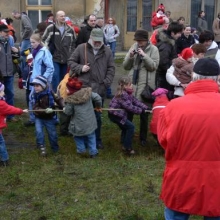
[26,0,52,29]
[127,0,137,32]
[142,0,152,31]
[191,0,214,31]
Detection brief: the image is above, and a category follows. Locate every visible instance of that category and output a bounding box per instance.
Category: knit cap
[180,48,194,60]
[66,77,82,94]
[193,58,220,76]
[0,82,5,92]
[30,75,48,89]
[152,88,168,97]
[157,3,165,13]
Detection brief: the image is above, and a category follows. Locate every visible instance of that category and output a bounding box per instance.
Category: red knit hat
[157,3,165,13]
[180,48,194,60]
[66,77,83,94]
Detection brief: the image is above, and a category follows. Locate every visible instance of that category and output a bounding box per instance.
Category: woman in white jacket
[103,17,120,58]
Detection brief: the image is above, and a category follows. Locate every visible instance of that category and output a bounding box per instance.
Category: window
[26,0,52,29]
[127,0,137,32]
[191,0,214,31]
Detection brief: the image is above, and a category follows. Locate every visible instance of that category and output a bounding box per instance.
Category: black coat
[76,24,93,47]
[176,33,195,54]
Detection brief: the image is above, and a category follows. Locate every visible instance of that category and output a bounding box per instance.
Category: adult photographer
[123,29,159,147]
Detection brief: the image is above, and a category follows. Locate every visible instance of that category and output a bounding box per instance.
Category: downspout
[105,0,109,22]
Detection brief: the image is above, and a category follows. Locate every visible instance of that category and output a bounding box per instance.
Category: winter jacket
[0,100,23,129]
[21,13,33,40]
[67,43,115,98]
[64,88,102,136]
[172,57,193,84]
[76,24,94,47]
[32,88,57,119]
[156,29,177,76]
[212,17,220,43]
[123,42,159,101]
[103,24,120,43]
[176,33,195,54]
[42,22,76,64]
[0,39,13,77]
[150,94,169,135]
[197,17,208,35]
[30,47,54,88]
[109,90,148,125]
[158,79,220,216]
[151,12,165,29]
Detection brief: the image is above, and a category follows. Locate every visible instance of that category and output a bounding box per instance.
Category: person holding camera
[123,29,159,147]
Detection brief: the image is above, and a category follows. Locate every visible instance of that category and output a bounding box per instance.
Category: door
[124,0,152,49]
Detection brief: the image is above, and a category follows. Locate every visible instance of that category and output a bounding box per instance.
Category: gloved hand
[45,108,54,113]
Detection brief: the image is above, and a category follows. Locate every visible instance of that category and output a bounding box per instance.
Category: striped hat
[30,75,47,89]
[0,82,4,92]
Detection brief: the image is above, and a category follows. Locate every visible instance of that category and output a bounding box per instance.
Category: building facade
[1,0,220,50]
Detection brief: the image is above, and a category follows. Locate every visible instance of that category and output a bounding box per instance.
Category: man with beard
[123,29,159,147]
[68,28,115,149]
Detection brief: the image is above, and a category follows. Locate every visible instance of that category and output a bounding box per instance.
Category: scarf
[32,44,43,58]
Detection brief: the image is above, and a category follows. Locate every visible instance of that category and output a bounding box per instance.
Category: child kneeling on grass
[63,77,102,158]
[30,75,62,156]
[108,76,149,155]
[0,82,28,166]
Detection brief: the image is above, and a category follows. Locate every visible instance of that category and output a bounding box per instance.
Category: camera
[133,49,138,54]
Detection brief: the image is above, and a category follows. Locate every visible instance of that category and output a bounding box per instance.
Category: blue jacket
[30,47,54,89]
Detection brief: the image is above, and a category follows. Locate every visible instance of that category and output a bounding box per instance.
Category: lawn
[0,71,201,220]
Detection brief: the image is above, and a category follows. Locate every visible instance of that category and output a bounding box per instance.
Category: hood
[65,87,92,105]
[156,29,176,46]
[208,41,218,50]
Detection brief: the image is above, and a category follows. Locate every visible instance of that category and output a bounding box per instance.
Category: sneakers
[0,160,9,167]
[122,147,135,155]
[24,120,35,127]
[39,145,47,157]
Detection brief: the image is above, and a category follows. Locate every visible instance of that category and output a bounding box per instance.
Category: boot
[39,145,47,157]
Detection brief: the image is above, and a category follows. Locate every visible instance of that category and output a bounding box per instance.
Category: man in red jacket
[158,57,220,220]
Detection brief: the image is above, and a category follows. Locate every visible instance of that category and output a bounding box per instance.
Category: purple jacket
[109,91,148,124]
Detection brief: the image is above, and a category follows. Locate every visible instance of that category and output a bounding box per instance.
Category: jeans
[165,207,220,220]
[108,113,135,150]
[74,131,98,156]
[108,41,116,58]
[94,110,102,146]
[27,89,35,122]
[0,134,9,161]
[20,39,31,73]
[4,76,14,120]
[127,111,149,142]
[35,118,59,152]
[52,62,67,92]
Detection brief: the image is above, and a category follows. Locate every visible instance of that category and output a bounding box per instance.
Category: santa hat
[157,3,165,13]
[66,77,82,95]
[180,48,194,60]
[0,82,5,93]
[152,88,168,97]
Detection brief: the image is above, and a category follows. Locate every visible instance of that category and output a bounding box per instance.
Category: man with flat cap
[68,28,115,149]
[157,57,220,219]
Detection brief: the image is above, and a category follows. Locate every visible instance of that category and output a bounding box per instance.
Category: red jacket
[151,12,165,28]
[158,79,220,216]
[0,100,23,129]
[150,95,169,135]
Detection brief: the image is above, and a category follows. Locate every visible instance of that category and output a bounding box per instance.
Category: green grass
[0,74,202,219]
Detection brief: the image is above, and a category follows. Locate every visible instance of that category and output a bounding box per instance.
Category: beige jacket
[212,17,220,43]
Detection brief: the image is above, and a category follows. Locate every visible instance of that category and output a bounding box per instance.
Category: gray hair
[191,72,218,82]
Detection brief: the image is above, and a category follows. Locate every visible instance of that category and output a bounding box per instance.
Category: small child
[150,88,169,145]
[63,77,102,158]
[30,75,61,156]
[151,3,167,30]
[0,82,28,166]
[108,76,149,155]
[173,47,194,85]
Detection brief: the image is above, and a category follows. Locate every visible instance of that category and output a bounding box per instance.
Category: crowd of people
[1,5,220,219]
